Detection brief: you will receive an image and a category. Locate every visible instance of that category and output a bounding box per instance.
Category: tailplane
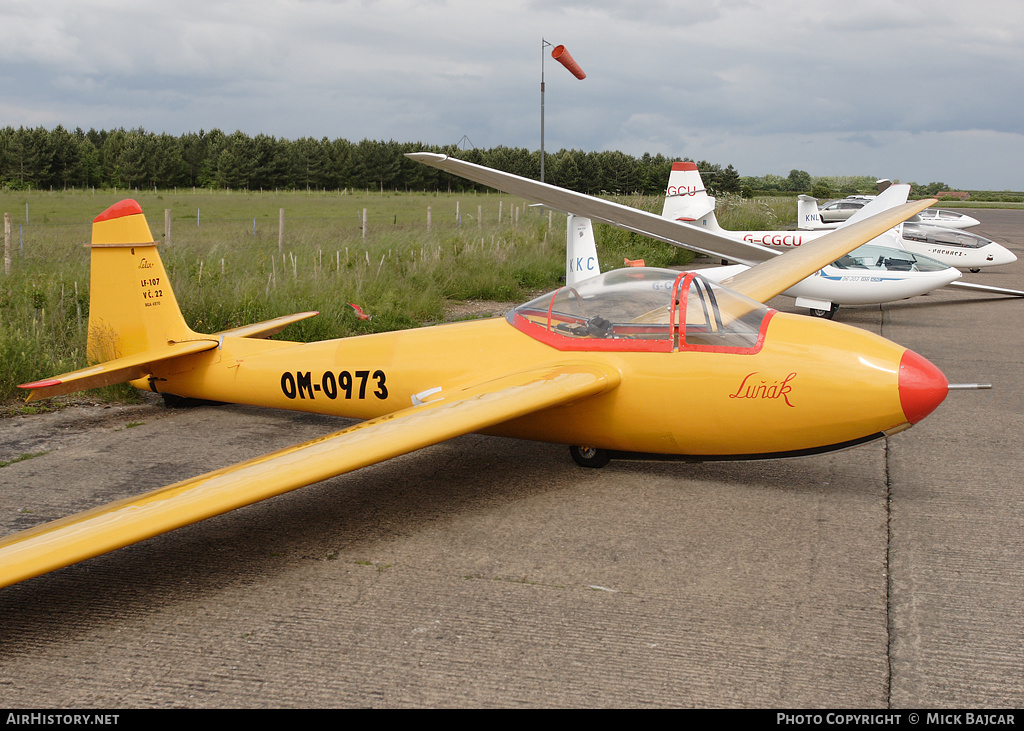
[19,199,316,402]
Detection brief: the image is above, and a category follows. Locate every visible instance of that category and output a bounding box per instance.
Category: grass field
[0,189,792,404]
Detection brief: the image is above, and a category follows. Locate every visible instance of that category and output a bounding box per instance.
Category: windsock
[551,45,586,79]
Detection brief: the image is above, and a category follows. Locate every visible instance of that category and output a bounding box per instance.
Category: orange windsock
[551,45,586,79]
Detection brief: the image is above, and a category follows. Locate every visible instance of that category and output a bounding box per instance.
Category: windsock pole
[541,39,551,183]
[540,40,586,184]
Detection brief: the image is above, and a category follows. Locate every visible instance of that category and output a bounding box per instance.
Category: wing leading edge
[0,363,621,588]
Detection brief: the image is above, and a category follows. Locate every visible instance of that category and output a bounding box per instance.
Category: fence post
[362,208,367,240]
[164,209,172,245]
[3,213,10,275]
[478,205,482,230]
[427,206,432,231]
[278,208,285,254]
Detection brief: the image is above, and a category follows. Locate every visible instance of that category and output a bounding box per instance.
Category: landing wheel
[569,445,610,468]
[969,268,981,273]
[809,303,840,319]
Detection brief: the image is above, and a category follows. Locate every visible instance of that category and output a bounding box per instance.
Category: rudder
[797,194,831,230]
[566,214,600,285]
[661,162,721,231]
[87,200,199,363]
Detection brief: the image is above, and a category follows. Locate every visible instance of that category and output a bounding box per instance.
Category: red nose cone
[898,350,948,424]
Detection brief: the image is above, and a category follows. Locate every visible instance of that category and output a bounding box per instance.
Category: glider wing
[407,152,774,266]
[841,184,911,225]
[947,280,1024,297]
[0,362,620,588]
[408,151,936,306]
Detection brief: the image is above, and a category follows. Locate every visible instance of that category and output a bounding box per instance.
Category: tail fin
[20,199,318,402]
[797,194,834,230]
[18,200,217,402]
[566,214,600,285]
[87,199,199,362]
[661,162,722,232]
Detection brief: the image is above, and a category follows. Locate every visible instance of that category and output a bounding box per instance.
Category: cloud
[2,0,1022,188]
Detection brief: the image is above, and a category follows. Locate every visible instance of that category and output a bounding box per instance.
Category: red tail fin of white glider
[661,162,721,232]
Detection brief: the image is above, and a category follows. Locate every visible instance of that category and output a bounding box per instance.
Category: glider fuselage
[142,307,933,460]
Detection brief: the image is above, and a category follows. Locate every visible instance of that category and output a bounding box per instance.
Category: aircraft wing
[408,151,936,306]
[719,198,938,303]
[841,184,911,226]
[0,363,620,588]
[407,152,775,266]
[947,280,1024,297]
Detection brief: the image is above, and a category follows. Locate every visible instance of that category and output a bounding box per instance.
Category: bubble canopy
[835,243,955,270]
[507,268,772,353]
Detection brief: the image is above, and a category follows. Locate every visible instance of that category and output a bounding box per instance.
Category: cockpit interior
[508,268,771,353]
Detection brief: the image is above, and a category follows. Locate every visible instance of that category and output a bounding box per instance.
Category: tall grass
[716,194,796,230]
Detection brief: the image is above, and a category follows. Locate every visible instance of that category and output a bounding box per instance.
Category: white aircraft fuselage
[795,195,1013,271]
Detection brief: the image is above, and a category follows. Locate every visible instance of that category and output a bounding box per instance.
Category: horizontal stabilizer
[18,339,218,402]
[0,362,620,588]
[215,311,319,339]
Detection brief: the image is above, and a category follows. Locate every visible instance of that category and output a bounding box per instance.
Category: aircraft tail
[86,199,199,362]
[19,199,316,402]
[797,195,835,230]
[661,162,722,232]
[566,214,600,285]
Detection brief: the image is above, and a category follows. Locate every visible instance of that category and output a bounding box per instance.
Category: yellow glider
[1,195,942,589]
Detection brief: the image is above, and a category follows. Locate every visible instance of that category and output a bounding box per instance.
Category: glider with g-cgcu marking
[2,196,945,589]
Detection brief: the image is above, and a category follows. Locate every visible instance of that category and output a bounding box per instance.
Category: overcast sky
[3,0,1022,190]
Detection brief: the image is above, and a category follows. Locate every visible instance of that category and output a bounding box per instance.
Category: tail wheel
[570,445,610,468]
[809,303,840,319]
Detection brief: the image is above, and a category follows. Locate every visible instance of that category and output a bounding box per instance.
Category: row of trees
[0,126,747,197]
[12,125,960,199]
